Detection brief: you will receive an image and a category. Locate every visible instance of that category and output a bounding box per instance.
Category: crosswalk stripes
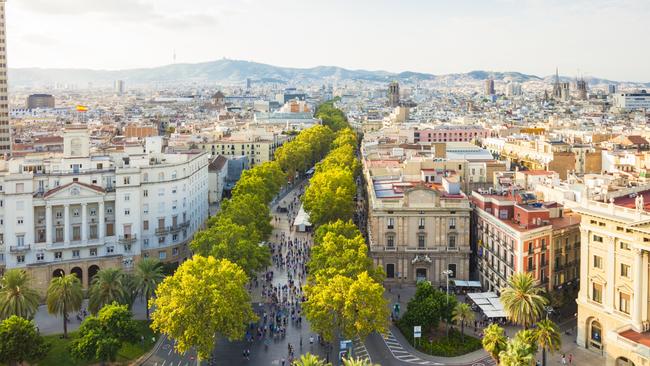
[381,331,443,365]
[352,336,372,362]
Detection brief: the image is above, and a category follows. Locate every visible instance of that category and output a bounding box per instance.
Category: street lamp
[442,270,453,337]
[544,306,553,320]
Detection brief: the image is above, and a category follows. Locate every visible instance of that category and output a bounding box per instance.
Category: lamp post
[442,269,453,337]
[545,306,553,320]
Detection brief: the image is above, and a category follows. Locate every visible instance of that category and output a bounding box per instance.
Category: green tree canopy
[316,102,350,132]
[304,272,388,342]
[533,319,562,366]
[309,230,378,280]
[400,281,457,332]
[482,323,507,364]
[314,219,361,245]
[0,315,49,366]
[316,144,361,177]
[134,258,165,320]
[220,193,273,240]
[190,216,269,276]
[0,269,40,320]
[275,140,312,179]
[332,128,358,149]
[71,302,138,364]
[500,272,547,328]
[150,256,257,360]
[452,302,475,342]
[499,330,537,366]
[88,267,126,314]
[303,168,355,227]
[46,274,83,338]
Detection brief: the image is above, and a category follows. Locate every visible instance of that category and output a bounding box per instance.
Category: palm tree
[293,353,326,366]
[134,258,165,319]
[499,330,537,366]
[500,272,547,328]
[0,269,40,320]
[342,358,380,366]
[88,268,125,314]
[46,274,83,338]
[452,302,475,342]
[482,323,507,364]
[120,272,139,310]
[533,319,562,366]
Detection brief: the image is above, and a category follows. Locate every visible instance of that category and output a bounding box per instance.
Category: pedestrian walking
[561,354,567,365]
[568,353,573,365]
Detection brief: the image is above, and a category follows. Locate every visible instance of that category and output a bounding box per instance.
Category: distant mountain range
[7,59,650,88]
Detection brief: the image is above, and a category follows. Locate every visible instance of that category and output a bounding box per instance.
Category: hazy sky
[7,0,650,81]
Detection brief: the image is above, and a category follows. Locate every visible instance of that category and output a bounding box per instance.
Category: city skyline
[7,0,650,82]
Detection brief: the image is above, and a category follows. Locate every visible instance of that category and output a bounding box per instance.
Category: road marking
[380,331,443,365]
[352,336,372,363]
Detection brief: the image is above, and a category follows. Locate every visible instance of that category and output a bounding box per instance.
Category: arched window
[589,320,603,350]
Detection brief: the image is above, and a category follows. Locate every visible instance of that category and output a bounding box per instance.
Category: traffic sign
[414,325,422,338]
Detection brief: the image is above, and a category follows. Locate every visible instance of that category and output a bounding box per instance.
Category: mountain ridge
[7,59,650,88]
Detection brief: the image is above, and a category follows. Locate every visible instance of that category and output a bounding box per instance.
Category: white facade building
[0,126,210,292]
[613,91,650,111]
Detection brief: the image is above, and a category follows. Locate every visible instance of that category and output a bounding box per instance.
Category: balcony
[384,246,397,251]
[169,221,190,233]
[9,245,30,253]
[118,234,137,245]
[155,227,169,236]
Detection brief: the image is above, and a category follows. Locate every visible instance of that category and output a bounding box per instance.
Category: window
[418,234,425,248]
[143,204,149,214]
[143,238,149,247]
[124,244,132,252]
[36,253,44,261]
[106,246,114,254]
[620,241,631,250]
[56,210,62,218]
[621,263,631,278]
[418,218,425,230]
[158,236,165,244]
[528,257,534,271]
[124,209,130,216]
[620,293,631,314]
[158,172,164,181]
[172,171,177,179]
[593,255,603,269]
[90,208,96,216]
[448,235,456,248]
[143,190,148,197]
[387,235,395,248]
[143,220,149,230]
[124,193,130,202]
[123,176,130,185]
[107,207,113,214]
[172,186,177,194]
[158,188,164,196]
[387,218,394,230]
[15,183,24,193]
[528,242,533,254]
[55,251,62,259]
[448,263,457,278]
[449,217,456,229]
[593,235,603,243]
[73,208,79,217]
[89,248,97,256]
[159,251,167,260]
[592,283,603,303]
[172,247,179,256]
[17,217,23,225]
[16,235,25,246]
[172,200,178,210]
[17,255,25,263]
[72,250,80,258]
[143,173,149,182]
[173,234,178,241]
[386,263,395,278]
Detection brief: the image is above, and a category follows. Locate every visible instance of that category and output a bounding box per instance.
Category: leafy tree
[304,272,388,342]
[332,128,358,149]
[293,353,326,366]
[299,124,335,163]
[532,319,562,366]
[481,324,507,364]
[0,315,49,366]
[46,274,83,338]
[452,303,475,342]
[0,269,40,320]
[500,273,547,328]
[150,256,257,361]
[275,140,312,179]
[231,175,273,204]
[234,161,285,203]
[120,272,139,310]
[342,358,380,366]
[316,145,360,177]
[220,193,273,240]
[400,281,457,333]
[309,230,377,280]
[303,168,355,227]
[316,102,350,132]
[190,216,270,276]
[71,302,138,365]
[314,219,360,245]
[499,330,537,366]
[134,258,165,320]
[88,267,126,314]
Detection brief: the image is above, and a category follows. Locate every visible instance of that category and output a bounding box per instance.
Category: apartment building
[471,189,580,292]
[0,126,210,293]
[199,129,290,166]
[574,194,650,366]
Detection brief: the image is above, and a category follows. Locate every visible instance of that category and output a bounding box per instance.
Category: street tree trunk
[542,347,547,366]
